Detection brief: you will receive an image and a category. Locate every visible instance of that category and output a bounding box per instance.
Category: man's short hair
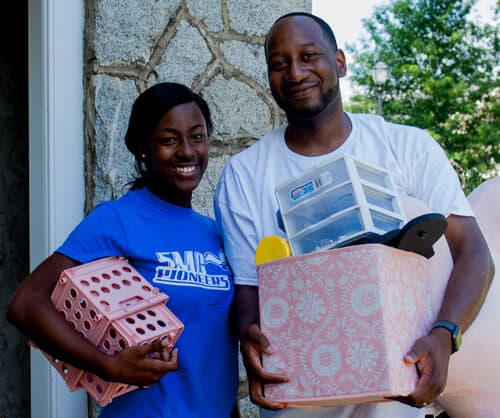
[265,12,338,56]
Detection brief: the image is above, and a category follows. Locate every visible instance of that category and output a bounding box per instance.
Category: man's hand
[240,323,289,410]
[387,329,451,408]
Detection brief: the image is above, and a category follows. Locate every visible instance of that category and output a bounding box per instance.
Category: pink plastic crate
[37,256,184,406]
[258,244,433,408]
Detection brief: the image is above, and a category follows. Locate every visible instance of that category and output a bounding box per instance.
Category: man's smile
[285,83,318,99]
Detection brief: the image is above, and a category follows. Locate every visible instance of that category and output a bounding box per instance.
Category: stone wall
[0,2,29,418]
[84,0,311,416]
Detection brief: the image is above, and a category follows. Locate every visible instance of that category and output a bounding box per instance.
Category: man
[215,12,494,418]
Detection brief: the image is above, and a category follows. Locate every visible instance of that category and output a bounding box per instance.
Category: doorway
[0,1,30,417]
[0,0,86,417]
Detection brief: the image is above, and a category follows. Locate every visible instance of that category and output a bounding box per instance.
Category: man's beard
[275,81,340,122]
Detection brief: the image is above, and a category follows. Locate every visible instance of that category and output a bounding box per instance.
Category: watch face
[432,320,462,353]
[453,327,463,351]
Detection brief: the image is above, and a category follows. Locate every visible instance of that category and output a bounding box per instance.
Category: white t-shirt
[215,113,473,287]
[215,113,472,417]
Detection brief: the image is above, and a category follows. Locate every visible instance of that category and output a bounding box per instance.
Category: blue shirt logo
[152,250,231,291]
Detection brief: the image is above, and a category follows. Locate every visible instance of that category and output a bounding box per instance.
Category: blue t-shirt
[57,187,238,418]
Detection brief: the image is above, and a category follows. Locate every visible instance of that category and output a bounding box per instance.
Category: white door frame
[29,0,87,416]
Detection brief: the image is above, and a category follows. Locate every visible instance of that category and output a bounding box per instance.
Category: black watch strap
[431,320,462,354]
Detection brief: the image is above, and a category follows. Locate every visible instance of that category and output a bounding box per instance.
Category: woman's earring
[141,154,146,159]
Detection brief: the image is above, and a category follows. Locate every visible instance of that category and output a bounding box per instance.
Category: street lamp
[372,61,389,116]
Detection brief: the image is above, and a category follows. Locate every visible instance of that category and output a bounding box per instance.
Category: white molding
[29,0,87,417]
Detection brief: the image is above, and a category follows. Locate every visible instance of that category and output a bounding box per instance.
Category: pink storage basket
[258,244,433,407]
[35,256,184,406]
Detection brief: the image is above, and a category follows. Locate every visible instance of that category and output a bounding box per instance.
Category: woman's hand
[103,339,179,386]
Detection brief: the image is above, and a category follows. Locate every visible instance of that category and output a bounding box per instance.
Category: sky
[312,0,498,101]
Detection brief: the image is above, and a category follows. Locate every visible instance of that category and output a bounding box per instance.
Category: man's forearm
[436,215,494,333]
[234,284,261,338]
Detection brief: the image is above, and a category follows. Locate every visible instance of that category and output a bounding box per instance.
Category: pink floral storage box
[258,244,433,407]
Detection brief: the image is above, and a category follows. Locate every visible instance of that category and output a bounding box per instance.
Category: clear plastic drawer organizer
[275,154,406,255]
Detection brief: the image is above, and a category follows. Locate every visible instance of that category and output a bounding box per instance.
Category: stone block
[221,41,268,88]
[227,0,310,36]
[93,0,181,65]
[187,0,223,32]
[202,75,272,142]
[92,75,137,206]
[152,20,213,88]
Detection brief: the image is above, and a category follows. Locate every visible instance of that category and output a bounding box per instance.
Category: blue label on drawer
[290,173,332,201]
[291,181,315,201]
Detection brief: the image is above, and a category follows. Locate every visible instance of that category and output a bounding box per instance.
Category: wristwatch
[431,320,462,354]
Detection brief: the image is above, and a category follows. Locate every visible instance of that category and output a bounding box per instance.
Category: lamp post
[372,61,389,116]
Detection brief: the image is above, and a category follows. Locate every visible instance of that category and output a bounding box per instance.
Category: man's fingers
[404,340,427,365]
[240,343,262,370]
[254,333,273,354]
[244,324,273,354]
[410,370,442,403]
[241,342,289,383]
[398,334,449,408]
[248,376,287,410]
[385,395,416,407]
[385,395,430,409]
[255,368,290,384]
[244,354,289,383]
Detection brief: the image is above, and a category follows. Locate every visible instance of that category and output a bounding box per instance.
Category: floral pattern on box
[258,244,433,407]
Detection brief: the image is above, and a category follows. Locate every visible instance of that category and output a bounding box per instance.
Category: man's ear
[335,49,347,78]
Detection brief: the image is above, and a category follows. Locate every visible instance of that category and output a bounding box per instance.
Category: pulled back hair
[124,82,213,190]
[264,12,338,56]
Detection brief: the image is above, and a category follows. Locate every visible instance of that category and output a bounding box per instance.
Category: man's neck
[284,104,352,157]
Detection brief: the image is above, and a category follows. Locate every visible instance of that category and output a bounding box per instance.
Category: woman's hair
[124,82,213,189]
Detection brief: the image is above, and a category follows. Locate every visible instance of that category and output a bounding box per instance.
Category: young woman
[7,83,239,418]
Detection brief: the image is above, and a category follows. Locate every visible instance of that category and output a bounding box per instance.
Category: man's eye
[303,52,317,60]
[270,59,286,70]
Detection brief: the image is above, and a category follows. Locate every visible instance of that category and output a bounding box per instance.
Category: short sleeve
[412,132,474,217]
[56,202,128,263]
[214,163,259,286]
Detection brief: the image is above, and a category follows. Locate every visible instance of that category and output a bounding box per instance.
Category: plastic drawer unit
[275,154,406,255]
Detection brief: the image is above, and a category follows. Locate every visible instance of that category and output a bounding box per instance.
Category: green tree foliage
[346,0,499,192]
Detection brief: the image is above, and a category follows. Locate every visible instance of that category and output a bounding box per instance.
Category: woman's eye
[192,134,206,142]
[160,137,177,144]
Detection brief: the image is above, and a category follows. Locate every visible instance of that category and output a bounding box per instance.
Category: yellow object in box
[255,236,291,265]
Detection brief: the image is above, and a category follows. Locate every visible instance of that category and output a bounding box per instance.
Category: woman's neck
[143,178,192,208]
